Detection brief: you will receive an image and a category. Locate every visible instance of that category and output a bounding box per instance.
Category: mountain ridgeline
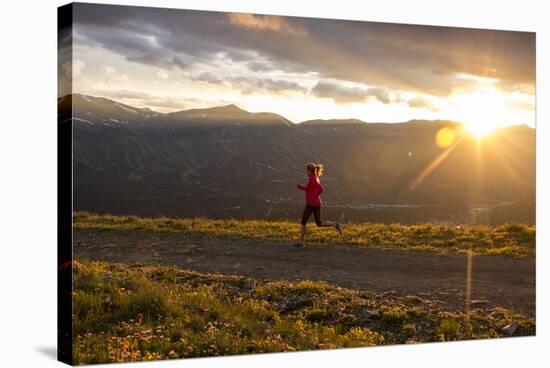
[60,94,535,225]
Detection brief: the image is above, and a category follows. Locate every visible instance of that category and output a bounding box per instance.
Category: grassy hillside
[73,259,534,364]
[74,212,535,257]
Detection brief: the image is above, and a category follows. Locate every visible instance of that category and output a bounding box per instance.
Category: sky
[59,3,536,129]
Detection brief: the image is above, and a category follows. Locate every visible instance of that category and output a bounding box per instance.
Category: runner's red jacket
[298,172,324,206]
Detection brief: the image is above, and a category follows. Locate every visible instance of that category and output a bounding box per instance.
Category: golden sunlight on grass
[73,212,535,258]
[72,258,535,364]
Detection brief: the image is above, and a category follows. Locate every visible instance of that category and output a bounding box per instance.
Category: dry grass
[73,258,535,364]
[74,212,535,257]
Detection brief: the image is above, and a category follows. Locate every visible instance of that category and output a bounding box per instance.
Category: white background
[0,0,547,366]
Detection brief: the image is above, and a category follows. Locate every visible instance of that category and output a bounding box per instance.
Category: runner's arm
[298,176,315,191]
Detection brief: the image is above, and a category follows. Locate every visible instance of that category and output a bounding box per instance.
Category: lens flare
[435,127,456,148]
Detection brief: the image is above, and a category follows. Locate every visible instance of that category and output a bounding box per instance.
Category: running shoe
[335,222,343,236]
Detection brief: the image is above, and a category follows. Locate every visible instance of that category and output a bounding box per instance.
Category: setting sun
[465,121,495,138]
[451,88,511,138]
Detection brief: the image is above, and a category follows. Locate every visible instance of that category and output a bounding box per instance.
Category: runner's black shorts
[301,204,322,226]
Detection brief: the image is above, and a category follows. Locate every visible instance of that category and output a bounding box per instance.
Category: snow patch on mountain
[73,117,94,126]
[115,103,139,114]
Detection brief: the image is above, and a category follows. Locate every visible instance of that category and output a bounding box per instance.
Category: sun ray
[483,138,524,189]
[409,132,464,191]
[494,131,532,155]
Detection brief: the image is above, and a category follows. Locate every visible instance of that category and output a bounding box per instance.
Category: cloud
[191,72,223,84]
[190,72,306,95]
[89,89,200,111]
[156,68,169,80]
[58,25,78,97]
[311,81,393,104]
[59,58,86,97]
[171,56,188,70]
[507,100,535,111]
[61,59,86,79]
[74,23,191,72]
[405,96,439,111]
[246,61,275,72]
[102,66,129,84]
[227,13,306,36]
[72,3,535,99]
[365,88,391,104]
[229,76,307,95]
[312,81,368,103]
[72,60,86,78]
[86,88,242,112]
[95,89,150,100]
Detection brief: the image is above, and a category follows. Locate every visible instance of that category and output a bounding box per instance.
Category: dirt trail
[74,229,536,316]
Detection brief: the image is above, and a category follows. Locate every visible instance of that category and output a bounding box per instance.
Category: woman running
[294,162,342,248]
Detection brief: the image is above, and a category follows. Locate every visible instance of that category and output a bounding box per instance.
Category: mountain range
[59,93,536,225]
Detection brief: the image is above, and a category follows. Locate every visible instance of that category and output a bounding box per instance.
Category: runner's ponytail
[306,162,324,176]
[315,163,324,177]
